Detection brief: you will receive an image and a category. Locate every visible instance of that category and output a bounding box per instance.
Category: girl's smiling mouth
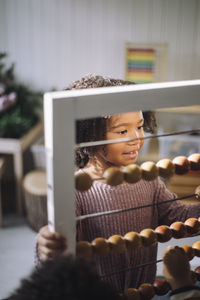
[122,150,138,159]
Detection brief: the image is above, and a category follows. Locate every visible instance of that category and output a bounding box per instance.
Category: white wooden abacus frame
[44,79,200,254]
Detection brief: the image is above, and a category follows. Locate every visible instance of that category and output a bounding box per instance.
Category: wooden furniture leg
[0,158,5,227]
[13,151,23,215]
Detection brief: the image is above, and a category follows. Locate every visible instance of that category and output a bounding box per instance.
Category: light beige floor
[0,215,36,299]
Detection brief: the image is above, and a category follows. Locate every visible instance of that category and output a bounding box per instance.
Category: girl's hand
[37,225,67,260]
[162,246,192,290]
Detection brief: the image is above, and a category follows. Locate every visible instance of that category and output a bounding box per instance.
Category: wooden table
[0,121,43,216]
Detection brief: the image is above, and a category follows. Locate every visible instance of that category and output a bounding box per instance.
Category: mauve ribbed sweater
[76,177,200,292]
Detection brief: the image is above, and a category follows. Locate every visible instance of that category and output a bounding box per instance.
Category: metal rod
[76,129,200,148]
[101,259,163,278]
[76,194,198,221]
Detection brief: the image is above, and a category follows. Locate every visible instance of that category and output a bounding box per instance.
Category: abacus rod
[76,129,200,148]
[101,259,163,278]
[76,193,198,221]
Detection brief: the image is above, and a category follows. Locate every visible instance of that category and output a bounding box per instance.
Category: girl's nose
[129,129,139,139]
[127,130,140,144]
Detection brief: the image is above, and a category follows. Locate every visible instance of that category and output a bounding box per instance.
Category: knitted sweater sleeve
[155,177,200,226]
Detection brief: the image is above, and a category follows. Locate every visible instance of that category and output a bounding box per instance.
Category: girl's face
[103,111,145,167]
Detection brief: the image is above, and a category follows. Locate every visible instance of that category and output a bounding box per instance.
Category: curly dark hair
[67,74,157,168]
[6,255,120,300]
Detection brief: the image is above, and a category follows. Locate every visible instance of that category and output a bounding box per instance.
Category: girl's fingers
[37,234,67,250]
[37,225,67,260]
[39,245,57,259]
[174,246,185,256]
[163,246,186,262]
[39,245,66,260]
[38,226,54,240]
[38,225,66,242]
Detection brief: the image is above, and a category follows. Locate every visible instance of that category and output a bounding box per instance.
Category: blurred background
[0,0,200,299]
[0,0,200,91]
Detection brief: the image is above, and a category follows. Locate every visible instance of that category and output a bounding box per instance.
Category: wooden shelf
[0,157,5,226]
[0,121,43,216]
[167,171,200,205]
[157,105,200,114]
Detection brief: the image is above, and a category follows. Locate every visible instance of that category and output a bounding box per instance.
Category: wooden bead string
[79,241,200,278]
[76,217,200,259]
[75,153,200,191]
[121,265,200,300]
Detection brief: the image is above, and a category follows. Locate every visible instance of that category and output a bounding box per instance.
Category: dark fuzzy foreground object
[5,255,120,300]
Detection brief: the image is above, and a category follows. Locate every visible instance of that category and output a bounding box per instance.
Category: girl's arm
[155,178,200,225]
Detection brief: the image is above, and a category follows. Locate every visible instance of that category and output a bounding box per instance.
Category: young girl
[36,75,200,293]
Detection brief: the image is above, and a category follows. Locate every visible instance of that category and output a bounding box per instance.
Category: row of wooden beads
[121,266,200,300]
[76,217,200,259]
[122,280,169,300]
[75,153,200,191]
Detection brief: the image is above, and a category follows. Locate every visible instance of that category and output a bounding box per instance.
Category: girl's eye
[137,125,144,130]
[117,130,127,135]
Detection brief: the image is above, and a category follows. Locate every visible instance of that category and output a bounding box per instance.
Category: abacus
[44,79,200,297]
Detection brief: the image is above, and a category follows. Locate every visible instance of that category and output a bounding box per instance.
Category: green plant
[0,52,42,138]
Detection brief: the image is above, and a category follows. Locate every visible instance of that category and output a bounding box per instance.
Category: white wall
[0,0,200,91]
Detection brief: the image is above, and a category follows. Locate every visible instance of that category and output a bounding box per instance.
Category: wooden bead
[155,225,172,243]
[138,283,155,300]
[103,167,124,186]
[123,164,142,184]
[141,161,159,181]
[188,153,200,171]
[184,218,200,235]
[169,222,186,239]
[192,241,200,257]
[181,245,195,260]
[124,288,140,300]
[75,172,93,191]
[140,229,157,247]
[124,232,142,248]
[156,158,175,178]
[92,237,110,256]
[108,235,126,254]
[153,279,170,296]
[195,185,200,199]
[172,156,190,175]
[76,241,93,259]
[194,266,200,281]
